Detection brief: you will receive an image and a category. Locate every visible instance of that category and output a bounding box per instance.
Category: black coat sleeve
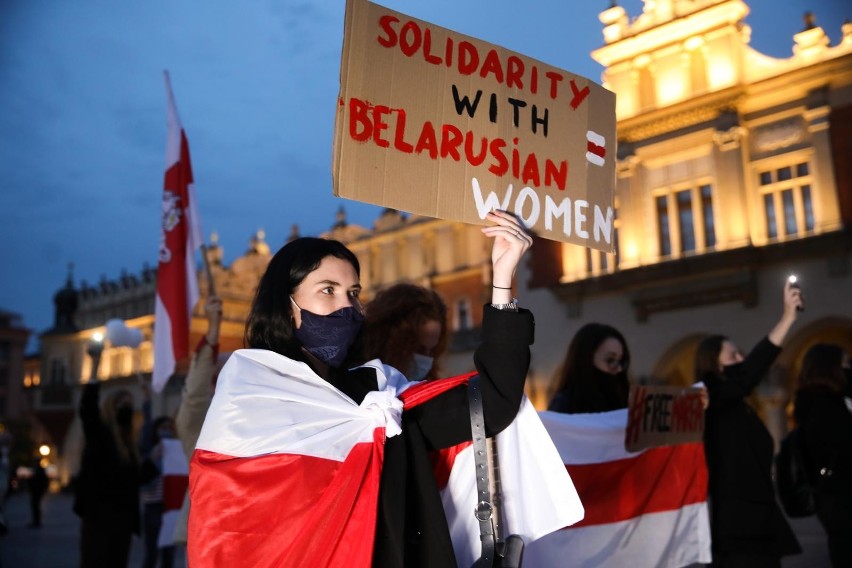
[406,305,534,451]
[79,382,104,441]
[709,337,780,406]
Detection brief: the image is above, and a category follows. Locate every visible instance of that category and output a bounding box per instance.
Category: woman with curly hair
[362,283,448,381]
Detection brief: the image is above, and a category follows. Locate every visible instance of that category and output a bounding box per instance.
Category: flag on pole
[188,351,583,567]
[524,409,712,568]
[153,71,203,392]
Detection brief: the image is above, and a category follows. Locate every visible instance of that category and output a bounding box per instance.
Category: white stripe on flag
[442,399,584,567]
[524,503,711,568]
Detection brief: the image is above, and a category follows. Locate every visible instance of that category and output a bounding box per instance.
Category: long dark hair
[244,237,360,359]
[550,323,630,413]
[695,334,727,382]
[798,343,846,393]
[362,283,448,379]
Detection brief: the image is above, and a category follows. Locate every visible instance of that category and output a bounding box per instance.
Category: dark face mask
[722,362,743,378]
[116,405,133,427]
[591,367,629,408]
[293,304,363,368]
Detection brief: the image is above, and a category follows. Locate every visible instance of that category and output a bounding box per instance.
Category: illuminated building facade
[523,0,852,441]
[25,0,852,482]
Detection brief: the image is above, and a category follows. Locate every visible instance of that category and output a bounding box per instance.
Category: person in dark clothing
[28,459,49,528]
[73,339,141,568]
[362,283,449,381]
[139,402,177,568]
[188,212,578,567]
[548,323,631,413]
[696,279,803,568]
[793,343,852,568]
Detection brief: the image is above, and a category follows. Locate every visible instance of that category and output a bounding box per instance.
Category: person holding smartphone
[695,279,804,568]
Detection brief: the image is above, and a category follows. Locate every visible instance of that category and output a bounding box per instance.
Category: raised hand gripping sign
[333,0,616,251]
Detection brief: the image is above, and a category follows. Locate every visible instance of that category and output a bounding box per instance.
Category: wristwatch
[491,299,519,312]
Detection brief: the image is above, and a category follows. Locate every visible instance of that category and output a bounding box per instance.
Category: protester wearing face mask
[695,279,803,568]
[188,213,584,567]
[792,343,852,567]
[548,323,631,414]
[361,283,448,381]
[73,340,142,568]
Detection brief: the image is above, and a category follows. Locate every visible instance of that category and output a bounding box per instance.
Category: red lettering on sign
[376,15,399,48]
[415,121,438,158]
[625,387,647,447]
[569,79,590,110]
[349,98,372,142]
[480,49,504,84]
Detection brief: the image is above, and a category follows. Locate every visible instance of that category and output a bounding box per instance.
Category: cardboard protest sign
[333,0,616,250]
[624,385,705,452]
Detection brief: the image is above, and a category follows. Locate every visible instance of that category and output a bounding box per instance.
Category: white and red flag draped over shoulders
[524,409,712,568]
[153,71,203,392]
[188,350,583,567]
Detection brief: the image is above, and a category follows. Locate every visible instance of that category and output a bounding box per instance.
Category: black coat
[72,382,141,535]
[794,385,852,553]
[702,338,800,558]
[330,305,534,568]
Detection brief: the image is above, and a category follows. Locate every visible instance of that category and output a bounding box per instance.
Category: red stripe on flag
[566,442,707,528]
[188,429,385,567]
[158,132,195,363]
[399,371,476,409]
[162,474,189,512]
[430,441,472,490]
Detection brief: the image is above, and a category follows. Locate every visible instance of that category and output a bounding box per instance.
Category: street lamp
[39,444,50,457]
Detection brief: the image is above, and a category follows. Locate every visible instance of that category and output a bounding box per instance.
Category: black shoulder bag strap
[468,374,497,568]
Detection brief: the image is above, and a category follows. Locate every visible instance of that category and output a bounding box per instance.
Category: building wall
[0,311,32,422]
[524,0,852,441]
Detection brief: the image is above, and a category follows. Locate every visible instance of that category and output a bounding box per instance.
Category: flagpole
[200,243,216,296]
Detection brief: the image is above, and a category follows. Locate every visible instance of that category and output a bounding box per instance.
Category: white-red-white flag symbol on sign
[153,71,203,393]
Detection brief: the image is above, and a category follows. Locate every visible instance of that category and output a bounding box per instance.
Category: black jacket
[331,305,534,568]
[72,382,141,534]
[702,337,800,557]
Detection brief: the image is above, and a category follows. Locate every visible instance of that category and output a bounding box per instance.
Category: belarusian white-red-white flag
[157,438,189,547]
[153,71,202,392]
[524,409,712,568]
[188,351,583,567]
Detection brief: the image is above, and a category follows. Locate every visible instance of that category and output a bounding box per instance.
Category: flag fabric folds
[153,71,203,392]
[188,350,583,567]
[524,409,712,568]
[157,438,189,548]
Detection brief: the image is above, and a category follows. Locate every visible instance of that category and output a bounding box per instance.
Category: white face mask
[408,353,434,381]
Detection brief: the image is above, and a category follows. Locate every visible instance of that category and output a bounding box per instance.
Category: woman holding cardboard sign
[695,279,803,568]
[187,211,583,568]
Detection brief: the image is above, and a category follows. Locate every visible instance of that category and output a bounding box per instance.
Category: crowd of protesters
[57,218,849,568]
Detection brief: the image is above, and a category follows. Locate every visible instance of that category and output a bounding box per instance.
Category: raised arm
[79,339,105,439]
[408,211,534,448]
[175,294,221,456]
[711,280,802,402]
[767,279,802,347]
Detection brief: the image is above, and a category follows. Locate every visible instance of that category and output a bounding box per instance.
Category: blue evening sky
[0,0,847,351]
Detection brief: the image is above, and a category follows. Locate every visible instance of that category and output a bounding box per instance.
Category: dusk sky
[0,0,847,352]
